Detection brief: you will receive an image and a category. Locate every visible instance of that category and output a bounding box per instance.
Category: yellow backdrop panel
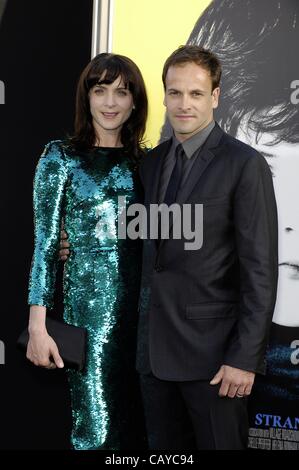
[112,0,211,146]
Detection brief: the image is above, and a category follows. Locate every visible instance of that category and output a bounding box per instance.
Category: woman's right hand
[27,305,64,369]
[27,330,64,370]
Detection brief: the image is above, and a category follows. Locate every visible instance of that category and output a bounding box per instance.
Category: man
[135,45,278,450]
[183,0,299,439]
[60,46,278,449]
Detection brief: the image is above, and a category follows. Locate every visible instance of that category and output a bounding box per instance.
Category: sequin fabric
[28,141,144,449]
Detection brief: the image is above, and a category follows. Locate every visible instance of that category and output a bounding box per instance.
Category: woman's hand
[27,330,64,370]
[27,305,64,369]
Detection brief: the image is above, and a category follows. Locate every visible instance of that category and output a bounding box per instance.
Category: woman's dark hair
[162,45,222,92]
[187,0,299,144]
[69,53,148,158]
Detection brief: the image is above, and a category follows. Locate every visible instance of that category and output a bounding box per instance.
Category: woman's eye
[94,88,104,94]
[117,90,127,96]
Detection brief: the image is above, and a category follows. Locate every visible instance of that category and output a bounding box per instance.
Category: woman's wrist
[28,324,47,335]
[28,305,47,334]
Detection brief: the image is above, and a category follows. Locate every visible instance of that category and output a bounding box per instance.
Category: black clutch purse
[17,317,87,371]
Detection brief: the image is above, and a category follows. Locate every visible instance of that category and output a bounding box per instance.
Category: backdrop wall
[0,0,298,451]
[0,0,93,449]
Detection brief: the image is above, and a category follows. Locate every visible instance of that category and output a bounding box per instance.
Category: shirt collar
[172,120,215,159]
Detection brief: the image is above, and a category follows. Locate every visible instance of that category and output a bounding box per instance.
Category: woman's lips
[102,112,119,118]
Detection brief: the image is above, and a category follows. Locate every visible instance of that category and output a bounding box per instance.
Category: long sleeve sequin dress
[28,140,145,450]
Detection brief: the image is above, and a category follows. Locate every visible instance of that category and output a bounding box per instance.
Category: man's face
[163,62,220,142]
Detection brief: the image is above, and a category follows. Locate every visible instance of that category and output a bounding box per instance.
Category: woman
[26,53,148,450]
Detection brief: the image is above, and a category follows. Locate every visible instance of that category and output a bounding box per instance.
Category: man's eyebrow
[260,150,276,158]
[167,88,205,93]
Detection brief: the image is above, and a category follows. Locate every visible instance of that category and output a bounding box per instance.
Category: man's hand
[59,228,70,261]
[210,365,255,398]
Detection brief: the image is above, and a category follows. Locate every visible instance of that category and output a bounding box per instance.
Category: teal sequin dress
[28,140,144,450]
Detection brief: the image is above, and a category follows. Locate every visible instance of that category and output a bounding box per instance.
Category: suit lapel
[176,148,216,205]
[144,140,171,251]
[156,123,224,252]
[176,122,224,205]
[146,139,172,207]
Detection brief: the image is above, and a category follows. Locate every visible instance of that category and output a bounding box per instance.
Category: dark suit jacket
[136,122,278,380]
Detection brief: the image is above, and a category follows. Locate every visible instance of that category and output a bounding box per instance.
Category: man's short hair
[162,45,222,92]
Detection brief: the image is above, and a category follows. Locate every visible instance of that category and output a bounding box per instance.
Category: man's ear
[212,87,220,109]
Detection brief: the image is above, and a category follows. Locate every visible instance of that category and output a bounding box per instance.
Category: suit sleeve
[224,153,278,374]
[28,141,68,309]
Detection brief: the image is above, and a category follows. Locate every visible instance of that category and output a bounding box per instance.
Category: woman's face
[89,74,134,140]
[236,123,299,327]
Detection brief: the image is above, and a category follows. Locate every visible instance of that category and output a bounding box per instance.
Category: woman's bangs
[86,61,130,90]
